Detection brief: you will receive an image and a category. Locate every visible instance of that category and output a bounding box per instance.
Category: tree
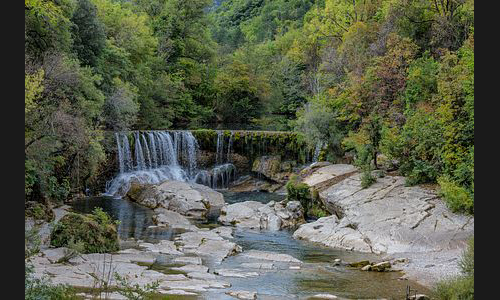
[71,0,106,67]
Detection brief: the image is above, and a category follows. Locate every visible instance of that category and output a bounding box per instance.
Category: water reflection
[70,196,181,243]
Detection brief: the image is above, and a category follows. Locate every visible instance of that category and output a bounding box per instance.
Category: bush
[50,208,120,253]
[361,169,376,189]
[25,201,54,222]
[438,176,474,214]
[434,276,474,300]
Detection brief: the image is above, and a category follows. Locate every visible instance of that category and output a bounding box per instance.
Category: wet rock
[152,208,198,231]
[348,260,370,268]
[372,261,391,272]
[175,229,242,264]
[240,262,275,269]
[241,250,302,263]
[361,265,371,271]
[127,180,224,219]
[214,269,259,278]
[218,200,305,230]
[226,290,257,300]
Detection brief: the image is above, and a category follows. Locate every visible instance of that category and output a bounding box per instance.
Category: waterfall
[194,163,236,190]
[216,131,224,165]
[106,130,236,197]
[227,131,234,163]
[313,141,324,162]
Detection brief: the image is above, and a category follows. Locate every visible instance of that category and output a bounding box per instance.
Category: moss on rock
[50,208,119,253]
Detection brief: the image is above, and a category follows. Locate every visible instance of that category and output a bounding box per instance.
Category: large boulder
[218,200,305,230]
[126,180,225,219]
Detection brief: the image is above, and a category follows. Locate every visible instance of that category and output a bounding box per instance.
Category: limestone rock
[294,171,474,255]
[152,208,198,231]
[241,250,302,263]
[127,180,225,219]
[218,200,305,230]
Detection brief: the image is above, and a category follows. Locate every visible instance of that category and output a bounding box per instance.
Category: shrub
[438,176,474,214]
[50,208,120,253]
[434,276,474,300]
[25,201,54,222]
[361,169,376,189]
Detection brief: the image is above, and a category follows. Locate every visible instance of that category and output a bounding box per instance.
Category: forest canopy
[25,0,474,214]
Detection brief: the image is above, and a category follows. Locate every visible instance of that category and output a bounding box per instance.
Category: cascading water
[194,163,236,190]
[312,141,324,162]
[106,130,237,197]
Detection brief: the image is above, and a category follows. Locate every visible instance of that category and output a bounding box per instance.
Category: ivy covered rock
[50,208,119,253]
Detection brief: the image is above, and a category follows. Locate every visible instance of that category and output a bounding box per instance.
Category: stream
[71,192,431,299]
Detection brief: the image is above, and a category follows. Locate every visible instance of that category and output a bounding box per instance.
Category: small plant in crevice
[286,176,329,218]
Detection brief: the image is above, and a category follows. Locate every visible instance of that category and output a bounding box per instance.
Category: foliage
[50,208,120,253]
[25,0,474,217]
[286,175,311,212]
[438,176,473,215]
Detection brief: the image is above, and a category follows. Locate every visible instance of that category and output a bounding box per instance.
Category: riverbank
[292,163,474,288]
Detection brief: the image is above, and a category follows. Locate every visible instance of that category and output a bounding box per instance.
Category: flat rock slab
[240,262,275,269]
[173,256,203,265]
[214,269,260,278]
[172,264,209,273]
[139,240,183,255]
[152,209,198,231]
[302,164,357,190]
[240,250,302,263]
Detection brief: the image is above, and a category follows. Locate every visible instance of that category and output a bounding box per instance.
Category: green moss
[50,208,119,254]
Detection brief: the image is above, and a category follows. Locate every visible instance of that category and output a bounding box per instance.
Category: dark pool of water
[70,196,182,243]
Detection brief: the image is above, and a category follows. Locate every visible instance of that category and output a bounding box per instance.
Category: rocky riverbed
[26,163,473,298]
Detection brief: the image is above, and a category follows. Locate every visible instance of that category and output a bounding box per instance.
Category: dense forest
[25,0,474,214]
